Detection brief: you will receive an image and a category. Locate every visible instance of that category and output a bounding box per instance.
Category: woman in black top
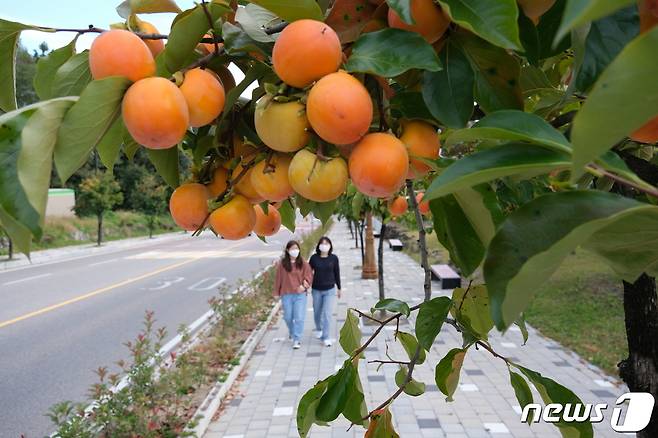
[309,236,341,347]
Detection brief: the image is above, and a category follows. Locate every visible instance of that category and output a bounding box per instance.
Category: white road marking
[88,258,119,267]
[3,273,52,286]
[187,277,226,291]
[126,250,282,260]
[272,406,293,416]
[142,276,185,291]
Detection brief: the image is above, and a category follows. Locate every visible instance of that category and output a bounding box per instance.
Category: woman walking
[309,236,341,347]
[274,240,313,349]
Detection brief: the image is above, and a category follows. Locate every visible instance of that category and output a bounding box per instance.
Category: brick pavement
[205,221,624,438]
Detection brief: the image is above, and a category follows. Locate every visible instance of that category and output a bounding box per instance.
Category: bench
[388,239,404,251]
[431,264,461,289]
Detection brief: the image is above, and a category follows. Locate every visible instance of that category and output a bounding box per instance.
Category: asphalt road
[0,228,300,438]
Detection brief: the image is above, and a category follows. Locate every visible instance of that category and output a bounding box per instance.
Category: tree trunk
[359,220,365,263]
[7,234,13,260]
[148,216,154,239]
[362,212,377,279]
[618,273,658,438]
[348,219,354,238]
[407,181,432,300]
[97,213,103,246]
[377,221,387,301]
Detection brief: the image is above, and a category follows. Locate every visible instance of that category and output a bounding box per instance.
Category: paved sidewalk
[205,222,624,438]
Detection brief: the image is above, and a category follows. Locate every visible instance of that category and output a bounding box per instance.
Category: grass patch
[0,211,178,257]
[388,222,627,376]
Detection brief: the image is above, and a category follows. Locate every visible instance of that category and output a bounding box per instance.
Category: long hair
[282,240,303,272]
[315,236,333,255]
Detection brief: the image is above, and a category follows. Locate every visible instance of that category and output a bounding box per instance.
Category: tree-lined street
[0,230,292,437]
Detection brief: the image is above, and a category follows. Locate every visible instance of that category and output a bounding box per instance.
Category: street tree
[74,173,123,246]
[1,0,658,436]
[130,173,168,238]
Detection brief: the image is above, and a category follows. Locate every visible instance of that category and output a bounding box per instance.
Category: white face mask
[288,248,300,258]
[319,244,331,253]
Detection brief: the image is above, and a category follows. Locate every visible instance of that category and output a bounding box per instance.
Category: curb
[187,300,281,437]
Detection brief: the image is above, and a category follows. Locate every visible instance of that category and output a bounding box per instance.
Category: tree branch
[406,180,432,301]
[586,164,658,199]
[200,0,220,54]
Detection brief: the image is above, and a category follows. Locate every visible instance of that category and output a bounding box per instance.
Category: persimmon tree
[2,0,658,437]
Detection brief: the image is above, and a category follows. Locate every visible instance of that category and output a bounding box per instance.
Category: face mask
[288,248,300,258]
[319,244,331,253]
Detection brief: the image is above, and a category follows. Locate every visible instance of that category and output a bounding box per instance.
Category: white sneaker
[314,331,323,339]
[324,339,333,347]
[292,341,301,349]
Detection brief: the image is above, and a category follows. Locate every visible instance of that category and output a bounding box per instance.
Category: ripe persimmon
[169,183,209,231]
[306,72,373,145]
[209,195,256,240]
[416,192,430,215]
[388,196,408,217]
[122,77,189,149]
[136,21,165,57]
[349,133,409,198]
[400,120,440,179]
[206,166,229,198]
[250,154,294,202]
[288,149,348,202]
[272,19,342,88]
[179,68,226,128]
[89,29,156,82]
[232,163,265,203]
[253,204,282,237]
[517,0,556,24]
[255,96,310,152]
[199,33,222,54]
[387,0,450,44]
[631,115,658,143]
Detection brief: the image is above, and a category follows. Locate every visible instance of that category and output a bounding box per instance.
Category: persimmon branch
[586,163,658,199]
[368,359,410,366]
[200,0,220,54]
[406,180,432,301]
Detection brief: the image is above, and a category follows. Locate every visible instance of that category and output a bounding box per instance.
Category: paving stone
[203,222,626,438]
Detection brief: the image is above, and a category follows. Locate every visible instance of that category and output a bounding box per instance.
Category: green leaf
[429,195,485,276]
[509,370,534,423]
[0,19,51,111]
[454,185,503,245]
[571,26,658,173]
[395,366,426,396]
[415,296,452,350]
[389,91,435,124]
[297,378,330,438]
[221,21,272,57]
[235,4,279,43]
[516,314,530,345]
[249,0,324,21]
[386,0,414,24]
[17,98,77,229]
[365,408,400,438]
[312,199,337,225]
[164,4,227,72]
[147,147,180,188]
[221,62,272,124]
[484,190,658,330]
[556,0,634,43]
[97,116,125,171]
[422,42,474,129]
[516,365,594,437]
[426,143,571,200]
[279,199,296,232]
[437,0,522,50]
[455,32,523,113]
[339,309,362,356]
[116,0,182,18]
[372,298,410,317]
[34,37,76,100]
[122,125,141,160]
[50,51,92,98]
[316,360,357,422]
[342,368,369,426]
[575,5,638,92]
[344,28,442,77]
[435,348,466,401]
[445,110,572,153]
[451,285,494,339]
[0,105,44,244]
[0,205,32,255]
[54,77,131,182]
[518,0,571,64]
[397,331,426,364]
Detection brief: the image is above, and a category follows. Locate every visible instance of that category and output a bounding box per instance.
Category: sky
[4,0,252,92]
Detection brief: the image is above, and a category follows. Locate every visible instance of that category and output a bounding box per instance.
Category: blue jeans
[281,293,307,342]
[312,287,336,341]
